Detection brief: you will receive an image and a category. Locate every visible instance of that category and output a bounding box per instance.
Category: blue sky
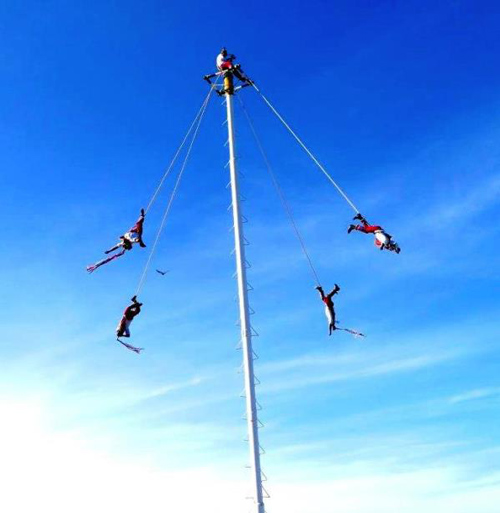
[1,1,500,512]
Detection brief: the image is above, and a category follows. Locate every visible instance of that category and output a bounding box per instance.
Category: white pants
[374,230,389,248]
[325,306,335,325]
[117,319,131,337]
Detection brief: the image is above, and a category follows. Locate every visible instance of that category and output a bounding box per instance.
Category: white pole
[226,91,265,513]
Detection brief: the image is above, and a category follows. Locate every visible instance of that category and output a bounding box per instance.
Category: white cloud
[257,314,500,395]
[269,468,500,513]
[2,397,500,513]
[405,172,500,234]
[262,351,457,394]
[0,399,249,513]
[134,376,205,401]
[449,387,500,404]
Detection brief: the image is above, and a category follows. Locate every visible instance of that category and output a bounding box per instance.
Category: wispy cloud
[417,173,500,231]
[134,376,205,401]
[261,351,458,394]
[256,313,500,395]
[449,387,500,404]
[2,396,500,513]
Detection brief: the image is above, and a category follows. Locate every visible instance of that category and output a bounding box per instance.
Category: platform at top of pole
[203,51,254,96]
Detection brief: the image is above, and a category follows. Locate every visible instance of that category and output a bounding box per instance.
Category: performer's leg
[105,244,120,254]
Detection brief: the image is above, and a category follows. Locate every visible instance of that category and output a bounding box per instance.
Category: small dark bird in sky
[156,269,169,276]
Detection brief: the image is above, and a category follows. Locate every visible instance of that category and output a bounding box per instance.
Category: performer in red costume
[348,213,400,253]
[315,284,340,336]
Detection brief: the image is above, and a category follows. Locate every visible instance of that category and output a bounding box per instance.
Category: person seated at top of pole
[204,48,252,90]
[216,48,234,70]
[86,209,147,273]
[348,213,401,254]
[216,48,245,79]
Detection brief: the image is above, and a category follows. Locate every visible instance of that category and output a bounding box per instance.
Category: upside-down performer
[348,213,400,253]
[315,284,340,336]
[116,295,144,354]
[86,209,147,273]
[315,285,365,338]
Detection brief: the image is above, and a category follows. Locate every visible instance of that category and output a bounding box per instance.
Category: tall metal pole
[226,89,265,513]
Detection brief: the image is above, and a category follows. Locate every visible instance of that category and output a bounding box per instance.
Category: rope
[251,83,360,214]
[237,95,322,286]
[135,86,214,296]
[144,82,219,214]
[336,327,365,338]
